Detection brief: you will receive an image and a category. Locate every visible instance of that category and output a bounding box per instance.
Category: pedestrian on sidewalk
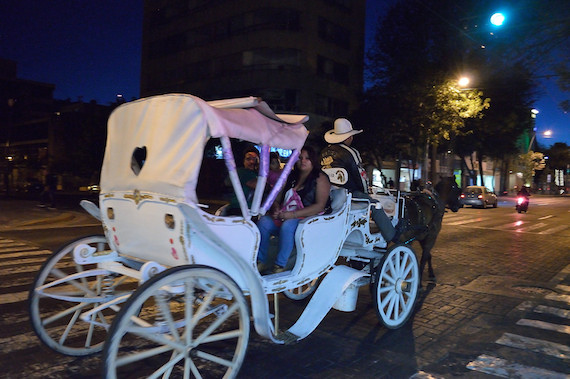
[39,169,57,209]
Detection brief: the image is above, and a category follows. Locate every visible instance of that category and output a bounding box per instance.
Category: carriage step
[275,330,300,345]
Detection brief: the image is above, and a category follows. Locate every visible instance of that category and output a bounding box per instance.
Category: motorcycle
[516,196,529,213]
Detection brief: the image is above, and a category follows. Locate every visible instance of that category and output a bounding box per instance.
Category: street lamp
[458,76,470,87]
[490,13,506,26]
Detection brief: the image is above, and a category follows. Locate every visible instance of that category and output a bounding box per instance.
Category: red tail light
[478,194,483,199]
[460,194,465,199]
[517,197,525,205]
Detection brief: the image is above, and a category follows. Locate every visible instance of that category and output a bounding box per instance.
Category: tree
[364,0,541,185]
[519,150,546,186]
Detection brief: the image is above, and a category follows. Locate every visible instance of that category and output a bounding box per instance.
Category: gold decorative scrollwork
[124,189,153,205]
[351,218,367,228]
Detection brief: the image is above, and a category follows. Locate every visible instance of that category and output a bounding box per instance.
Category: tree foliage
[519,150,546,185]
[361,0,555,185]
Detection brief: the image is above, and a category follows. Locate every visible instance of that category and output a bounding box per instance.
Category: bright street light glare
[543,130,552,138]
[458,77,470,87]
[490,13,505,26]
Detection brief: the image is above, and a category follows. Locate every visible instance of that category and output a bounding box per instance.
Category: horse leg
[420,239,437,281]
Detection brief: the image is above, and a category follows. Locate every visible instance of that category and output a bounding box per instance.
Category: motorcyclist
[517,186,531,198]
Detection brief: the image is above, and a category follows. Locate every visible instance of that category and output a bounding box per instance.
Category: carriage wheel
[372,244,419,329]
[283,277,320,301]
[103,265,250,379]
[29,234,126,356]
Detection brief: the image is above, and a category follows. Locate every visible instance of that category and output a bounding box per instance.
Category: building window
[242,49,301,70]
[256,89,298,112]
[317,56,349,85]
[315,94,348,117]
[318,18,350,49]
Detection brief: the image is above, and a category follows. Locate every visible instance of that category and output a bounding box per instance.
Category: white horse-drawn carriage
[29,94,420,377]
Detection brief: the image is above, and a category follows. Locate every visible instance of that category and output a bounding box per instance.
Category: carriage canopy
[100,94,308,203]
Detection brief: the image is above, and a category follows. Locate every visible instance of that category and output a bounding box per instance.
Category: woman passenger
[256,146,331,274]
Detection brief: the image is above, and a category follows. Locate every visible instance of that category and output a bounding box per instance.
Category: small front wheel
[372,244,419,329]
[283,277,320,301]
[103,265,250,378]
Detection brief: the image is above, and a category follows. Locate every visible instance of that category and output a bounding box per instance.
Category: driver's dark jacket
[320,143,365,193]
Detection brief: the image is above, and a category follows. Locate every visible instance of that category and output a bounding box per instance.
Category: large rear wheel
[372,244,419,329]
[29,234,127,356]
[103,265,250,378]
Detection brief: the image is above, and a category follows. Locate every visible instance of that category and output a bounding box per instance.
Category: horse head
[434,176,462,213]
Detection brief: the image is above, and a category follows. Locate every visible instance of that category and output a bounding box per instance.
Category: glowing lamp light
[543,130,552,138]
[458,77,470,87]
[490,13,505,26]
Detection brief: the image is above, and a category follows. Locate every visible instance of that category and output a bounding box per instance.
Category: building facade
[140,0,366,131]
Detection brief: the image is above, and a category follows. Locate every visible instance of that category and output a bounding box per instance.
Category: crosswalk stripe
[496,332,570,359]
[0,250,51,259]
[0,290,29,305]
[445,217,485,226]
[517,318,570,334]
[555,284,570,293]
[0,256,60,266]
[534,305,570,319]
[514,222,548,232]
[539,225,570,234]
[545,293,570,303]
[493,221,528,230]
[0,246,39,253]
[466,354,567,378]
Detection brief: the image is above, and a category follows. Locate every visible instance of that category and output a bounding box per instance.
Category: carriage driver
[320,118,403,243]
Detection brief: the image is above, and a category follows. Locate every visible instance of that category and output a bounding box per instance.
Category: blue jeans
[257,215,300,267]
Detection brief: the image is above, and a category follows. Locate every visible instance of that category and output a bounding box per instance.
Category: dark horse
[398,176,462,283]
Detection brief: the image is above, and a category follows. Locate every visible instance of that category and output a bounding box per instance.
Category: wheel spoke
[58,308,82,345]
[385,292,396,319]
[194,349,235,368]
[188,357,202,379]
[192,283,222,323]
[116,344,175,367]
[399,253,409,276]
[155,292,181,341]
[146,351,185,379]
[380,289,394,308]
[194,302,239,346]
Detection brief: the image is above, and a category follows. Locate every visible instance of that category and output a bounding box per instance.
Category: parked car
[460,186,498,208]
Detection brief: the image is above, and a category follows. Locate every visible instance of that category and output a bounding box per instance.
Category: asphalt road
[0,196,569,378]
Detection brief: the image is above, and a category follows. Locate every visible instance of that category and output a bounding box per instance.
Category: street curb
[14,212,75,227]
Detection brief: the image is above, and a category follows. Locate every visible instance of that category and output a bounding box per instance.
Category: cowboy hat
[324,118,363,144]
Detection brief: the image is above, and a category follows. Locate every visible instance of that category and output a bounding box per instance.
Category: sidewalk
[0,194,95,229]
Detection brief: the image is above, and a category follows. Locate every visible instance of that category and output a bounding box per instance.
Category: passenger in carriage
[267,152,282,189]
[226,146,260,216]
[320,118,403,243]
[257,146,332,274]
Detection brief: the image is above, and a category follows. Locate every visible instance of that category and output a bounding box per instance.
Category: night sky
[1,0,567,146]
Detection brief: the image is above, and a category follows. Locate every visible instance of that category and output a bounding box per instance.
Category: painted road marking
[517,319,570,334]
[538,224,570,234]
[445,217,486,226]
[534,305,570,319]
[467,354,567,378]
[538,215,554,220]
[514,222,548,232]
[546,292,570,303]
[555,284,570,293]
[496,332,569,359]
